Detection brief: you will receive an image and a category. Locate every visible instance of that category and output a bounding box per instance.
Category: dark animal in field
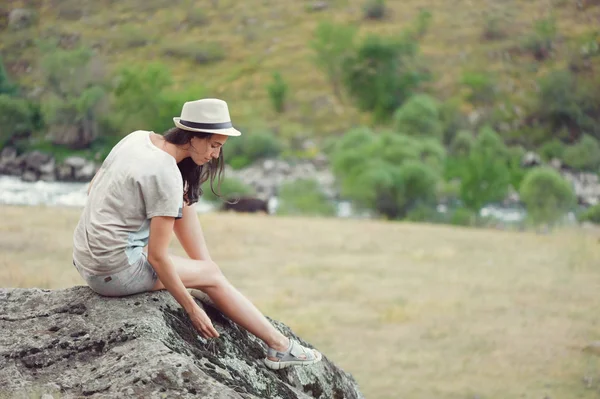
[221,196,270,214]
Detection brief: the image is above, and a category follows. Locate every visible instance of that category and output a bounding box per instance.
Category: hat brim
[173,118,241,137]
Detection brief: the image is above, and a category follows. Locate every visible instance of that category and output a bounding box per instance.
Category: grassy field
[1,0,599,137]
[2,205,600,398]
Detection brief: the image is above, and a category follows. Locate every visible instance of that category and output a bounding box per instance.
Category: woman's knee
[203,260,228,288]
[185,259,227,289]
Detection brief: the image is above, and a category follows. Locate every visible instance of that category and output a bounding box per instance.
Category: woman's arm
[173,203,212,261]
[147,216,197,311]
[147,216,219,339]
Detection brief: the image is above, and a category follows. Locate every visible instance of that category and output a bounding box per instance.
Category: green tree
[341,33,430,121]
[537,69,599,139]
[519,167,576,226]
[113,62,172,131]
[562,134,600,171]
[331,128,444,219]
[460,71,496,106]
[39,43,107,149]
[310,21,358,101]
[112,62,206,135]
[578,203,600,224]
[449,130,474,157]
[0,95,34,147]
[201,177,256,203]
[458,126,511,211]
[224,130,284,169]
[266,71,288,113]
[393,94,443,138]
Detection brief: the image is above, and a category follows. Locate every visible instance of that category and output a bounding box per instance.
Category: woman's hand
[187,304,220,339]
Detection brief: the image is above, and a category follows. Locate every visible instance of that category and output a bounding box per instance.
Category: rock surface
[0,149,98,183]
[0,287,363,399]
[225,159,337,201]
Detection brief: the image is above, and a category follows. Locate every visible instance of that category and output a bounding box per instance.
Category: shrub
[185,8,207,25]
[310,21,358,101]
[38,42,107,148]
[330,128,444,219]
[341,32,430,121]
[460,71,496,106]
[536,69,598,137]
[0,95,34,147]
[449,130,474,157]
[162,42,225,64]
[562,134,600,171]
[519,167,576,225]
[363,0,387,20]
[225,131,284,169]
[405,204,439,223]
[393,94,443,138]
[113,26,154,49]
[449,207,477,226]
[112,62,206,135]
[413,9,433,39]
[539,139,566,161]
[578,203,600,224]
[522,16,558,60]
[458,126,511,211]
[276,178,336,217]
[0,55,18,96]
[482,13,507,40]
[266,72,287,114]
[201,177,255,203]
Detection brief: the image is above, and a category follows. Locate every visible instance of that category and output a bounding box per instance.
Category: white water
[0,176,216,213]
[0,176,357,217]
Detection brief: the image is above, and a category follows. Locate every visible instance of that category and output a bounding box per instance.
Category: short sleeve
[101,131,143,170]
[140,171,184,220]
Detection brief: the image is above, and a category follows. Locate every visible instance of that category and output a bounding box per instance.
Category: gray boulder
[0,287,363,399]
[8,9,36,31]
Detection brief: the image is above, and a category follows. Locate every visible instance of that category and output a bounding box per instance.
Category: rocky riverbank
[0,146,338,201]
[2,146,600,208]
[0,147,98,183]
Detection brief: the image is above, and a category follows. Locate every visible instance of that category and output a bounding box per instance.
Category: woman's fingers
[194,319,219,339]
[202,324,218,339]
[205,322,219,338]
[187,304,220,338]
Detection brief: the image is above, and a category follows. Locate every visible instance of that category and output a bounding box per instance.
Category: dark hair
[162,127,225,206]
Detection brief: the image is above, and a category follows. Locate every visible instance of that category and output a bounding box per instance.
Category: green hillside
[2,0,599,138]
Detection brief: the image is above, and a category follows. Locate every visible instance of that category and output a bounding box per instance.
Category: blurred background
[1,0,600,398]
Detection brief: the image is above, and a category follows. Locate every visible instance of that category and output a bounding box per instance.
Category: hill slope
[1,0,599,138]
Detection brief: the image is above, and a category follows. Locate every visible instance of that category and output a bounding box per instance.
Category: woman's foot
[264,338,322,370]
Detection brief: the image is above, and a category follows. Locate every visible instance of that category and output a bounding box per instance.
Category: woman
[72,98,322,370]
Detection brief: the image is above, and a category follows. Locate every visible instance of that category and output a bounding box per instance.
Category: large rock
[8,9,36,30]
[0,287,363,399]
[226,158,338,200]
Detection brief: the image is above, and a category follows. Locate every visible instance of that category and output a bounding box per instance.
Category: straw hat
[173,98,241,136]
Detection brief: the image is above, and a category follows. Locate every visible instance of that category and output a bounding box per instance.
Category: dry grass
[2,205,600,398]
[2,0,599,136]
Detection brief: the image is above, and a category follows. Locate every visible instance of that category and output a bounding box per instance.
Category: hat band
[179,120,233,130]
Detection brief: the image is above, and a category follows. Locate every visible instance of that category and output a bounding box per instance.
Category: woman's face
[189,134,228,165]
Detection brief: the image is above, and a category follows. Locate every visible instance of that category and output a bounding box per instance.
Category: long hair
[162,127,225,206]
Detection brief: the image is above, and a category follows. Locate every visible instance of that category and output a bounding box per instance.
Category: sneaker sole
[263,351,323,370]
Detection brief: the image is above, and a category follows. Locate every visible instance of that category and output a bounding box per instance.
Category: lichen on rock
[0,287,364,399]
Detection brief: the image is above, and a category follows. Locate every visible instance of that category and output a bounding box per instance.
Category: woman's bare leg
[150,254,314,360]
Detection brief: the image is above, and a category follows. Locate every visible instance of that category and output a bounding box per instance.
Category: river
[0,175,361,217]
